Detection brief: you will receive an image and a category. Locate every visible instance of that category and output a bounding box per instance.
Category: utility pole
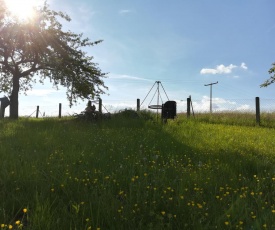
[204,81,218,113]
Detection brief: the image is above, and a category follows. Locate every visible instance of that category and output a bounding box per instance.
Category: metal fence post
[59,103,62,118]
[36,106,39,118]
[99,98,102,113]
[256,97,260,125]
[137,98,140,111]
[187,98,191,118]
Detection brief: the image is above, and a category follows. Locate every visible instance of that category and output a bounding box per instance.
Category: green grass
[184,112,275,127]
[0,114,275,229]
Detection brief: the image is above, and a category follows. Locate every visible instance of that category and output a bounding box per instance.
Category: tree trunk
[10,75,20,119]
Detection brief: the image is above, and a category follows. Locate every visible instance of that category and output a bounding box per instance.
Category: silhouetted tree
[0,1,107,118]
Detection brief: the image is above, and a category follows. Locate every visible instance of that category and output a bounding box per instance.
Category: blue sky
[2,0,275,116]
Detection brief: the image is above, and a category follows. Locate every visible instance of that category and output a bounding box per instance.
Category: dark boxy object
[0,96,10,117]
[162,101,176,119]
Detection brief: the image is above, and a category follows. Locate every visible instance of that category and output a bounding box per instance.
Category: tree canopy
[261,63,275,88]
[0,1,107,118]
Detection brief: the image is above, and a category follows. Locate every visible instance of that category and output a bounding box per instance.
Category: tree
[261,63,275,87]
[0,1,107,118]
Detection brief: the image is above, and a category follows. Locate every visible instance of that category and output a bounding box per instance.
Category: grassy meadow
[184,111,275,128]
[0,112,275,229]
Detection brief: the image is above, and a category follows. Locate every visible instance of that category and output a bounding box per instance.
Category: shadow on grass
[0,117,275,229]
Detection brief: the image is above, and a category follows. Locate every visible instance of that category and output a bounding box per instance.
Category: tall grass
[182,112,275,128]
[0,114,275,229]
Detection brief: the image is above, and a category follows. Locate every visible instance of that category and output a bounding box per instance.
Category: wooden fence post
[137,98,140,111]
[99,98,102,113]
[59,103,62,118]
[187,97,191,118]
[36,106,39,118]
[256,97,260,125]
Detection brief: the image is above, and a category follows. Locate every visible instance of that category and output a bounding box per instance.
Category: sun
[4,0,40,21]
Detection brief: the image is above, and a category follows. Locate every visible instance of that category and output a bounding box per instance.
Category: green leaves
[0,1,107,117]
[260,63,275,87]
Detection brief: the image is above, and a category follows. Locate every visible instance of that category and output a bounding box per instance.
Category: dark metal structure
[0,96,10,118]
[141,81,177,122]
[162,101,176,120]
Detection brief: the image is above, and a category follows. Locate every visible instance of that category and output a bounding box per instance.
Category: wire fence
[189,98,275,114]
[2,97,275,118]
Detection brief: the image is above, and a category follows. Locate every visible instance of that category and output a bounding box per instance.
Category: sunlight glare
[4,0,40,21]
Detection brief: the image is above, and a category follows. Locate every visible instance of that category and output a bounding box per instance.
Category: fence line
[1,97,275,119]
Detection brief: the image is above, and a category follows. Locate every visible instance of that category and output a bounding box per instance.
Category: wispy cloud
[200,63,248,75]
[109,73,152,82]
[119,9,132,15]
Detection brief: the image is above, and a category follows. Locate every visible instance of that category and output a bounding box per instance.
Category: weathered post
[59,103,62,118]
[36,106,39,118]
[256,97,260,125]
[187,97,191,118]
[0,97,10,118]
[0,101,2,118]
[99,98,102,113]
[137,98,140,111]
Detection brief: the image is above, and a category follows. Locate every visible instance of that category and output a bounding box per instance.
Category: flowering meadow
[0,114,275,229]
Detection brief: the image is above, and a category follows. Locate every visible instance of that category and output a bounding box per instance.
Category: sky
[2,0,275,116]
